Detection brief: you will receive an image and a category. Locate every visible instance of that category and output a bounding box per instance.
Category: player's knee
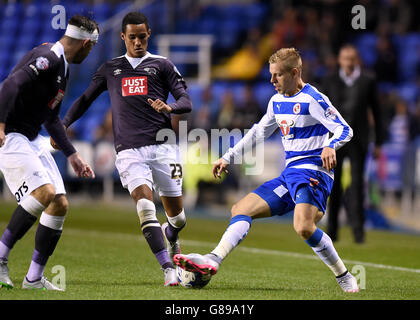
[52,195,69,216]
[31,184,56,207]
[294,224,313,240]
[136,198,157,225]
[231,203,242,217]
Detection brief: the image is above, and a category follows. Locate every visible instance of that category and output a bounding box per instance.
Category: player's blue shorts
[253,167,334,216]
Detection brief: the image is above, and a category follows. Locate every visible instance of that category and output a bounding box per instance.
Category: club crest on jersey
[35,57,49,70]
[121,76,148,96]
[324,107,337,120]
[278,119,295,139]
[144,67,157,75]
[293,103,301,114]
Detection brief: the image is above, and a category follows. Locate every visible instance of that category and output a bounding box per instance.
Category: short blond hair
[269,48,302,74]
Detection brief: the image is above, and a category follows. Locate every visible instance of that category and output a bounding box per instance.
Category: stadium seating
[354,32,377,67]
[0,0,418,146]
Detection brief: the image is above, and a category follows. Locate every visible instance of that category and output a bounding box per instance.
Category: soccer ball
[176,265,211,289]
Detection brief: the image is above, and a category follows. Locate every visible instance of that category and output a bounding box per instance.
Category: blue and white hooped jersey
[223,83,353,179]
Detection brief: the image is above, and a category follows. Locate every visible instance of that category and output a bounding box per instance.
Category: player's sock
[211,215,252,261]
[305,228,347,276]
[164,209,186,242]
[26,213,65,282]
[137,199,173,269]
[0,196,44,259]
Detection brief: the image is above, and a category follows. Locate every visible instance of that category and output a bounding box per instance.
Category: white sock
[306,228,347,276]
[212,215,251,260]
[20,195,45,217]
[0,241,10,260]
[39,212,66,230]
[26,260,45,282]
[166,209,186,228]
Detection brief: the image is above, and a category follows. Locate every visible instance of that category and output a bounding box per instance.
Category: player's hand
[148,98,172,113]
[50,136,60,150]
[0,123,6,147]
[68,152,95,179]
[321,147,336,172]
[212,158,229,179]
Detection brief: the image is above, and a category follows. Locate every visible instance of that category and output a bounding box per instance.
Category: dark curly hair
[122,12,150,33]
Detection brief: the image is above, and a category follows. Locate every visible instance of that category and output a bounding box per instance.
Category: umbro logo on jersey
[113,69,122,76]
[57,76,61,83]
[122,76,148,96]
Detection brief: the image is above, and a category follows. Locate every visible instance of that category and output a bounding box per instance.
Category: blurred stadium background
[1,0,420,236]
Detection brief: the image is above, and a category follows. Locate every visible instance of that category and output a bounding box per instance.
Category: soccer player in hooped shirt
[60,12,192,286]
[174,48,360,293]
[0,15,98,290]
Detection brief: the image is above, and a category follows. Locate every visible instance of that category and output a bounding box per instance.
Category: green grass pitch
[0,201,419,300]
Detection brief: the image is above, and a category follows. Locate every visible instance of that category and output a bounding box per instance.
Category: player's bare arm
[0,122,5,147]
[212,158,229,179]
[321,146,337,172]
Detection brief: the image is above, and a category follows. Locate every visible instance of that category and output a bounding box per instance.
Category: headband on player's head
[64,24,99,43]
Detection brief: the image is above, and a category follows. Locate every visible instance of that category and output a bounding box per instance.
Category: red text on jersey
[122,76,148,96]
[48,89,65,110]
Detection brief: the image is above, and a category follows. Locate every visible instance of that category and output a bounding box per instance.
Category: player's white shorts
[0,133,65,203]
[115,144,182,197]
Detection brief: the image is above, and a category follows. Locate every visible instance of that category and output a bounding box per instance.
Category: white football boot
[174,253,219,276]
[22,276,64,291]
[162,267,179,287]
[336,272,359,293]
[161,222,181,262]
[0,258,14,289]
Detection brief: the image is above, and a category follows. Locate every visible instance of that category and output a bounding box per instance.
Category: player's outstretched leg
[294,201,358,293]
[305,227,358,292]
[23,194,67,291]
[0,190,50,289]
[174,214,252,275]
[175,193,269,276]
[136,198,178,286]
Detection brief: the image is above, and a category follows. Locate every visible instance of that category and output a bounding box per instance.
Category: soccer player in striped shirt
[174,48,359,293]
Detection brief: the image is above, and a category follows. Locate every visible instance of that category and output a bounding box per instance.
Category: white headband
[64,24,99,43]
